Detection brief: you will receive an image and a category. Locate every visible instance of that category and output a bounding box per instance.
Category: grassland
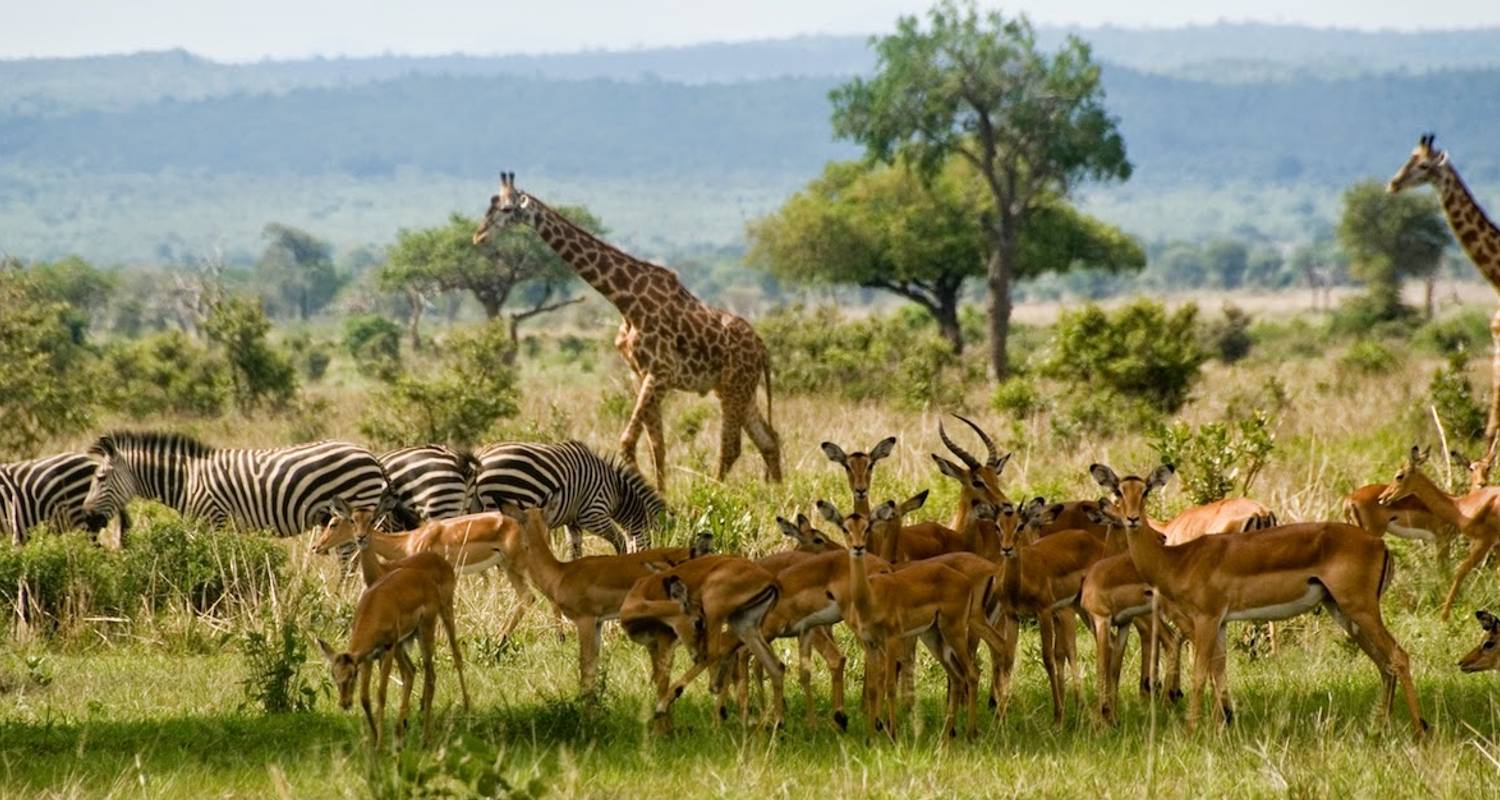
[4,300,1500,798]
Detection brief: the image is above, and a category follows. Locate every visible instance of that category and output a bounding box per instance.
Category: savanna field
[4,293,1500,800]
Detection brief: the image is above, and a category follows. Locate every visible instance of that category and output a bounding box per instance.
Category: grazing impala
[1093,463,1424,735]
[822,436,897,516]
[1460,610,1500,672]
[317,551,472,746]
[1377,446,1500,619]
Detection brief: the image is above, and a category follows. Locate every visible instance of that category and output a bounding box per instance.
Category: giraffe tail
[762,353,774,431]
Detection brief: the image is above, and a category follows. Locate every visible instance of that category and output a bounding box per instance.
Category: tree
[1337,179,1449,319]
[256,223,344,320]
[203,296,298,411]
[0,262,96,456]
[379,209,601,355]
[830,0,1130,378]
[749,156,1140,353]
[1204,240,1249,290]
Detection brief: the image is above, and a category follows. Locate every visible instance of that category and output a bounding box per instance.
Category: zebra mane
[600,449,666,516]
[91,430,214,459]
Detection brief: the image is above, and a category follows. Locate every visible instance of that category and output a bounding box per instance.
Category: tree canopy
[255,223,344,320]
[747,155,1142,351]
[1337,178,1449,316]
[830,0,1131,378]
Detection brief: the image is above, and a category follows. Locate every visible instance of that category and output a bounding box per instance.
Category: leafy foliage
[99,331,231,417]
[1428,350,1486,447]
[256,223,345,320]
[1043,300,1208,413]
[1203,304,1254,364]
[343,313,404,378]
[203,296,299,411]
[239,587,321,715]
[0,263,96,457]
[364,733,549,799]
[1149,411,1276,504]
[359,321,520,447]
[1337,178,1449,318]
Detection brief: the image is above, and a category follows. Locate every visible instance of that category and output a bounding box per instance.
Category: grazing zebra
[82,431,387,538]
[378,445,480,527]
[1,453,129,545]
[470,440,666,557]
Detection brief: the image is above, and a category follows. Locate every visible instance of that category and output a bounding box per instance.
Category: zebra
[82,431,387,538]
[1,452,130,545]
[469,440,666,558]
[378,445,481,527]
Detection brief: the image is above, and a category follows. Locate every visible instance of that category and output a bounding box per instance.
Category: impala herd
[314,417,1500,745]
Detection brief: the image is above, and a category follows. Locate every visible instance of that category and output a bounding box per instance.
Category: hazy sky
[5,0,1500,61]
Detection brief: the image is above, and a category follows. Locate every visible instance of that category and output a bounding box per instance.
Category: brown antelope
[317,552,472,746]
[1377,445,1500,619]
[619,554,785,728]
[825,505,987,739]
[1159,497,1278,545]
[822,436,897,515]
[989,497,1111,724]
[932,415,1011,532]
[1092,462,1425,735]
[1460,610,1500,672]
[315,500,543,643]
[511,507,697,697]
[1344,483,1451,546]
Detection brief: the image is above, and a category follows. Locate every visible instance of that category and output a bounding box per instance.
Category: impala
[821,436,897,515]
[1092,462,1424,735]
[1377,446,1500,619]
[317,551,472,746]
[1460,610,1499,672]
[932,415,1011,532]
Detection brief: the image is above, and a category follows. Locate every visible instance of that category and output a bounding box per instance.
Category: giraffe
[472,172,781,490]
[1389,133,1500,484]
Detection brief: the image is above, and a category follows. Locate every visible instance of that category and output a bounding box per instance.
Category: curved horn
[954,414,999,467]
[938,421,979,469]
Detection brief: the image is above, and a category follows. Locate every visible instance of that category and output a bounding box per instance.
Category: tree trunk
[406,290,425,351]
[935,287,964,355]
[985,224,1016,380]
[1424,273,1436,319]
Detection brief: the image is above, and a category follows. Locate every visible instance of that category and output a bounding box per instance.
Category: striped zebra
[378,445,480,527]
[1,452,129,545]
[469,440,666,557]
[82,431,387,538]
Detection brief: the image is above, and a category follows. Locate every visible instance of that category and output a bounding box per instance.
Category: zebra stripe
[378,445,478,525]
[84,431,387,538]
[470,440,665,556]
[0,452,126,544]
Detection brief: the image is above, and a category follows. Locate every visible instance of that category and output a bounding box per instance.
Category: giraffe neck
[526,198,655,319]
[1436,162,1500,294]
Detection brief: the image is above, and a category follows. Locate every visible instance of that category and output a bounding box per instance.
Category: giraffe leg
[715,392,748,482]
[642,388,667,493]
[619,375,665,489]
[1487,308,1500,464]
[742,400,782,484]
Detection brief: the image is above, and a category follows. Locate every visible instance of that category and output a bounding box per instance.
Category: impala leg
[393,645,416,743]
[1187,618,1220,732]
[439,602,470,712]
[994,614,1019,717]
[1441,537,1493,620]
[576,616,601,699]
[496,565,534,646]
[1038,612,1065,726]
[1055,607,1083,705]
[418,620,437,742]
[809,628,849,731]
[1210,624,1232,725]
[375,651,394,745]
[359,660,379,747]
[797,631,816,727]
[1093,616,1119,724]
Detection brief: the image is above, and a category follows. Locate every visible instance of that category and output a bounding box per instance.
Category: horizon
[8,1,1500,63]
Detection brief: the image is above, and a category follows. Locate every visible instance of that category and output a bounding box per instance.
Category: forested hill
[5,65,1498,186]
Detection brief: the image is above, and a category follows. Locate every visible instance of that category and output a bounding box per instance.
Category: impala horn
[954,414,1001,468]
[938,421,980,469]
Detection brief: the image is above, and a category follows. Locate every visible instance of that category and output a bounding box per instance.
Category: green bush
[1429,350,1486,446]
[991,377,1040,418]
[204,296,298,411]
[343,313,403,378]
[1337,340,1398,375]
[239,586,322,714]
[99,331,231,417]
[359,321,520,448]
[1413,308,1492,355]
[1043,299,1208,413]
[759,306,963,410]
[1329,291,1417,339]
[1203,303,1254,364]
[283,332,333,382]
[1148,410,1276,505]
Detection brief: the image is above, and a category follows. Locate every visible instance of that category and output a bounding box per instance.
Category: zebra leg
[565,524,585,560]
[578,511,629,555]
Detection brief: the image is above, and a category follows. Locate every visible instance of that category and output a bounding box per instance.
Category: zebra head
[82,437,141,522]
[611,461,667,550]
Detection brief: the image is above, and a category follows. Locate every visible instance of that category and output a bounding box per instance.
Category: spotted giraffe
[1390,133,1500,483]
[472,172,781,490]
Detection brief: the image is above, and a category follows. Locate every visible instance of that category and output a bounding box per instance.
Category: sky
[3,0,1500,61]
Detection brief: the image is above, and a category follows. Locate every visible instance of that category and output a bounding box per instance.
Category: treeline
[5,66,1500,186]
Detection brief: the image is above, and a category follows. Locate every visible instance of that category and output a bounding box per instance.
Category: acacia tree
[256,223,344,320]
[831,0,1131,378]
[379,208,601,353]
[748,155,1141,352]
[1337,179,1449,318]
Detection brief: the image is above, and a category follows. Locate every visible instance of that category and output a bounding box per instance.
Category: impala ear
[900,489,929,514]
[1146,465,1176,493]
[873,501,898,523]
[775,516,800,539]
[1089,464,1120,493]
[1478,610,1499,631]
[820,442,848,466]
[932,454,964,480]
[690,532,714,558]
[316,637,337,663]
[870,436,897,461]
[992,451,1012,473]
[796,512,809,528]
[816,499,844,528]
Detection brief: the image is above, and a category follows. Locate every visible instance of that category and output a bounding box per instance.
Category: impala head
[690,531,715,558]
[775,513,842,553]
[473,171,539,245]
[1451,446,1494,492]
[818,499,879,555]
[932,415,1010,508]
[1460,610,1500,673]
[1387,133,1448,194]
[995,497,1058,557]
[1090,463,1174,532]
[316,638,362,709]
[821,436,897,507]
[311,496,373,554]
[1378,445,1432,506]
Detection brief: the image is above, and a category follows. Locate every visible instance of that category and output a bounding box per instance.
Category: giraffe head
[472,172,538,244]
[1388,133,1449,193]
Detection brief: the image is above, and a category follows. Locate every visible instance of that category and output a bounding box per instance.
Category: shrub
[1203,303,1253,364]
[759,306,964,410]
[1043,299,1208,413]
[99,331,231,417]
[204,296,298,411]
[364,733,548,799]
[1329,292,1417,339]
[284,332,333,382]
[343,313,403,378]
[1337,340,1398,375]
[991,377,1040,418]
[1148,411,1276,505]
[239,585,322,714]
[1413,309,1492,355]
[1429,350,1486,446]
[0,264,96,454]
[359,321,520,448]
